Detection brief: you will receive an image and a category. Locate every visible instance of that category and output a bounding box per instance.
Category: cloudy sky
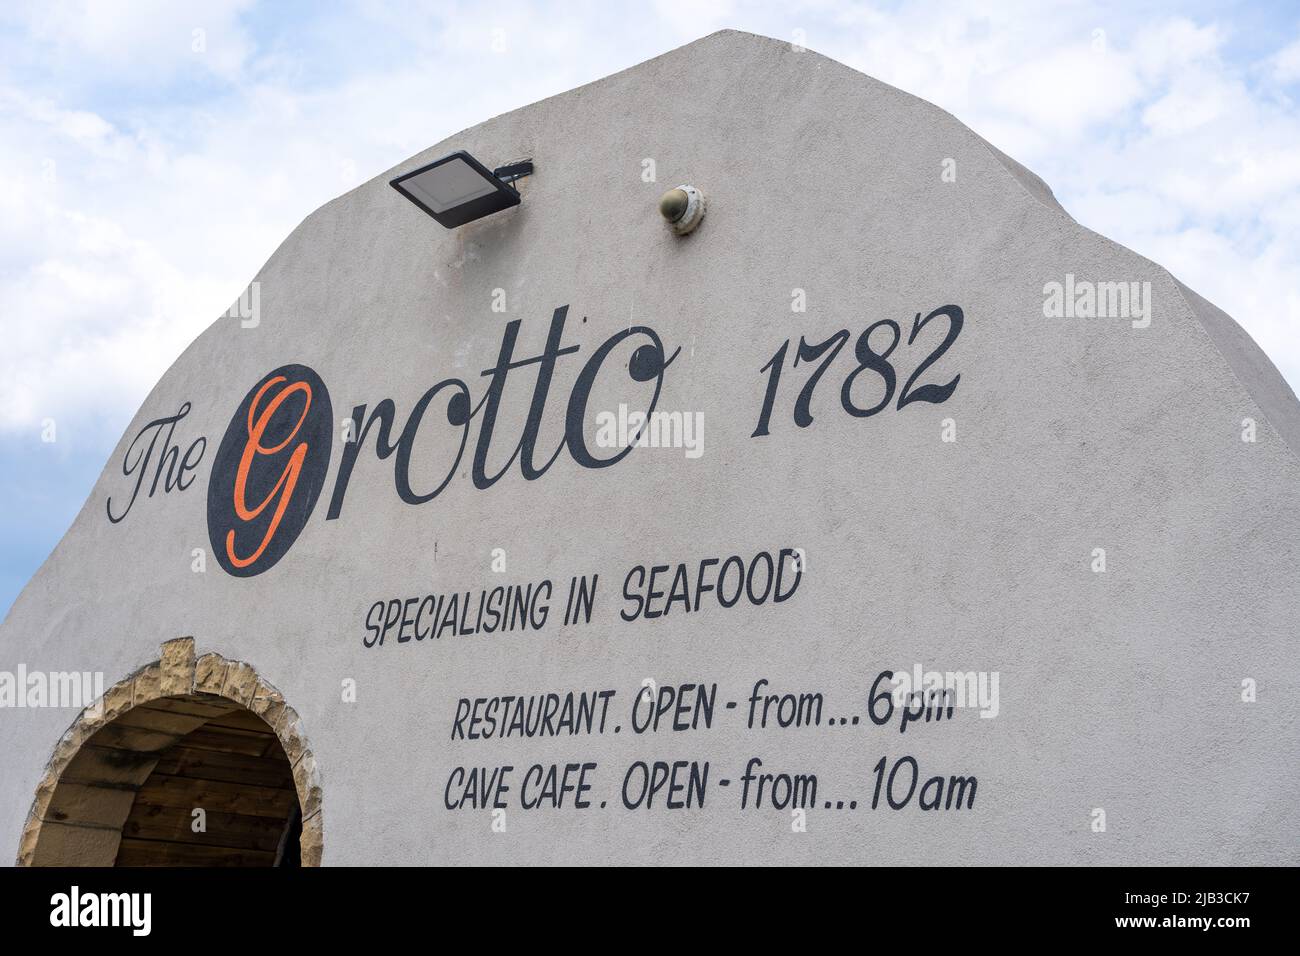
[1,0,1298,614]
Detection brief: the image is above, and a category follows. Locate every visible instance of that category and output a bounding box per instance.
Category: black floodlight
[389,151,533,228]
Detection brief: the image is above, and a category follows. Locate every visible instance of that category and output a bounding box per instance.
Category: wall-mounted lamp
[390,150,533,228]
[659,184,706,235]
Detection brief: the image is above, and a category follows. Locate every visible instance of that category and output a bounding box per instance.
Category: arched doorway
[16,638,322,867]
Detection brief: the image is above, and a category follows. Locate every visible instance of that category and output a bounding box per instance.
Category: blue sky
[2,0,1299,616]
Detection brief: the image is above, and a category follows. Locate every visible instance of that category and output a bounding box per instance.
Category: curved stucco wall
[2,30,1298,865]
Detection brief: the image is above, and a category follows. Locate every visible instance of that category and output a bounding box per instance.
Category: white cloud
[20,0,255,83]
[1271,35,1300,85]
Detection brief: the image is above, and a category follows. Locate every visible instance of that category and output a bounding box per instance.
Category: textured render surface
[1,30,1298,865]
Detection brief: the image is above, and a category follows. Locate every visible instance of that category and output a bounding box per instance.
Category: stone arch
[16,638,322,866]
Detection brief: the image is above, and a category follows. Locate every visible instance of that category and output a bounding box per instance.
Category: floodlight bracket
[492,160,534,191]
